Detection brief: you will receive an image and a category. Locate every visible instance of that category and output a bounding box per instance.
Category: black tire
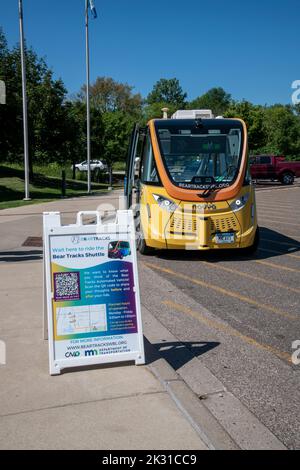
[138,236,154,255]
[241,227,260,256]
[280,172,294,185]
[136,218,154,255]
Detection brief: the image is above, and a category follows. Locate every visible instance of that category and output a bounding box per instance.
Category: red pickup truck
[250,155,300,185]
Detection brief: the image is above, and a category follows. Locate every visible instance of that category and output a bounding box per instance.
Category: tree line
[1,27,300,184]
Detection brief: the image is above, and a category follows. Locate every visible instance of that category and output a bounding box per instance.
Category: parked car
[74,160,107,172]
[250,155,300,185]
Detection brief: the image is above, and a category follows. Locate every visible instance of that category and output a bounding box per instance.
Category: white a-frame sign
[43,210,145,375]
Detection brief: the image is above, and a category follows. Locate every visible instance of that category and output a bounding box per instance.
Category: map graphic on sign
[56,304,107,336]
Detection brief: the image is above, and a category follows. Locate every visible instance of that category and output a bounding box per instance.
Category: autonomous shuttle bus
[125,110,258,255]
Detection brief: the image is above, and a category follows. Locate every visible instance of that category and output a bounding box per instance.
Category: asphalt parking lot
[139,180,300,449]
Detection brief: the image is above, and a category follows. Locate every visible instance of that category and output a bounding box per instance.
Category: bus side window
[140,132,160,184]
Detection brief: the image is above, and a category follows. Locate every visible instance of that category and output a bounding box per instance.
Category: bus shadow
[153,227,300,262]
[144,337,219,369]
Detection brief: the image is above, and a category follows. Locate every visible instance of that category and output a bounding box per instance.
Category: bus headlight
[153,194,178,212]
[230,193,250,212]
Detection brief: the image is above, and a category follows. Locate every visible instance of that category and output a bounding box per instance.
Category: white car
[74,160,107,172]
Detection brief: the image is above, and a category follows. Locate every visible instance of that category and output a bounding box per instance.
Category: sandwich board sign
[43,210,145,375]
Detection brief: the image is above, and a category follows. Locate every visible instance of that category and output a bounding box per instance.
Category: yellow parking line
[257,205,300,211]
[258,213,300,220]
[162,300,292,364]
[258,212,300,220]
[144,262,297,321]
[261,238,300,248]
[255,259,300,273]
[258,198,300,200]
[262,232,300,241]
[257,204,300,210]
[258,247,300,259]
[258,218,300,227]
[258,214,300,219]
[201,261,300,294]
[256,185,300,189]
[257,206,300,212]
[259,185,300,188]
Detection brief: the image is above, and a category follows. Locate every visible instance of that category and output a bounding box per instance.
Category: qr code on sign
[53,272,81,301]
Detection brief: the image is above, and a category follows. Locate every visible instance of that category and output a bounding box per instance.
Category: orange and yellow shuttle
[125,110,258,255]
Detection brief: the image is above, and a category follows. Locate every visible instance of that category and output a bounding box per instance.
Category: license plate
[215,233,235,244]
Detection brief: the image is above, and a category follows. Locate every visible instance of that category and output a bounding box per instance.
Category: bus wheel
[138,239,153,255]
[281,172,294,185]
[137,230,154,255]
[242,227,260,256]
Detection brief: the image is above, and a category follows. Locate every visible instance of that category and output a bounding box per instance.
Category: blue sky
[0,0,299,105]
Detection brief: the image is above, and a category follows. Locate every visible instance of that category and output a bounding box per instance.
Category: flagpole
[19,0,30,201]
[85,0,91,194]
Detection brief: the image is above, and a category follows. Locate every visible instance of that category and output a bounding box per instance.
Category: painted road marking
[261,232,300,241]
[162,300,292,364]
[257,218,300,227]
[258,213,300,222]
[258,247,300,260]
[257,227,300,237]
[255,259,300,273]
[257,205,300,213]
[201,261,300,294]
[257,201,300,207]
[255,186,300,193]
[257,202,300,208]
[257,207,300,214]
[257,210,300,218]
[261,238,300,248]
[144,262,297,321]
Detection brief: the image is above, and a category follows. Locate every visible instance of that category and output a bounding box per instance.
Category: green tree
[224,101,267,153]
[262,105,300,159]
[80,76,142,118]
[0,28,72,177]
[66,100,104,178]
[0,28,10,160]
[101,111,134,187]
[147,78,187,107]
[143,101,179,121]
[8,44,70,171]
[145,78,187,120]
[189,87,232,116]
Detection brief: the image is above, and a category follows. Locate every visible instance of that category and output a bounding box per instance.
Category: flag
[89,0,98,19]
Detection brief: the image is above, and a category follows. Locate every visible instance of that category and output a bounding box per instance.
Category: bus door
[125,124,139,209]
[125,125,147,209]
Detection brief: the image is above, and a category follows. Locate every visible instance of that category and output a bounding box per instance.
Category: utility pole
[85,0,91,194]
[0,80,5,105]
[85,0,97,194]
[18,0,30,200]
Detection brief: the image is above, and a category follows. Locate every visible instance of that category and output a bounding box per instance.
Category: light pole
[0,80,5,105]
[85,0,97,194]
[18,0,30,201]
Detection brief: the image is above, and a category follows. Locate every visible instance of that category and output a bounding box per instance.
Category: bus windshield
[154,120,244,190]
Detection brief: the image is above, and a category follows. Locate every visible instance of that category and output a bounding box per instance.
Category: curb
[140,264,287,450]
[144,339,239,450]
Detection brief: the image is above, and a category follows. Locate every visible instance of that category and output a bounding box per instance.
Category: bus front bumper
[145,212,257,250]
